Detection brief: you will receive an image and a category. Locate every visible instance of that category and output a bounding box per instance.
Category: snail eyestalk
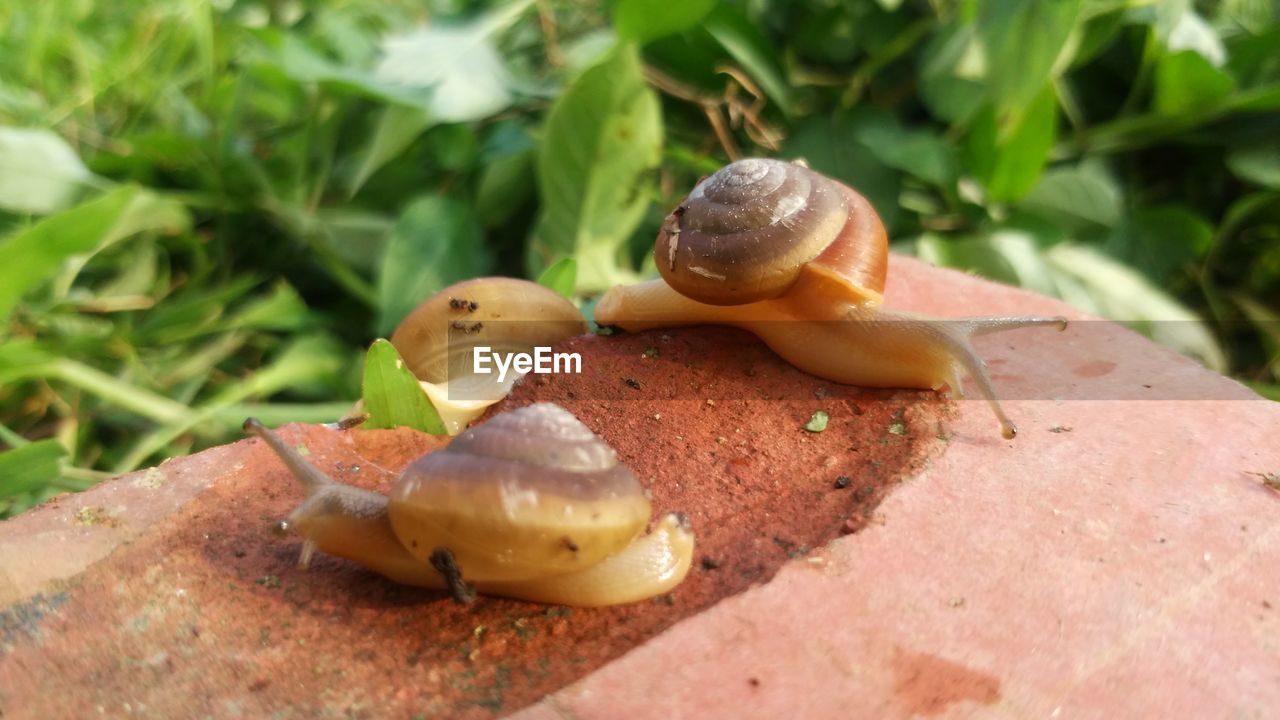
[934,315,1071,440]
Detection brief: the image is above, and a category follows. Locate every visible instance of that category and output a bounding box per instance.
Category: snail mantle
[3,256,1279,720]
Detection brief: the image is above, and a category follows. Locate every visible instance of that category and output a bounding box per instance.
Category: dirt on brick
[0,327,952,719]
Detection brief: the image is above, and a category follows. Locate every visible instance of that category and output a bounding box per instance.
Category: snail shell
[390,403,652,582]
[596,158,1068,439]
[245,403,694,606]
[387,277,587,434]
[658,158,887,307]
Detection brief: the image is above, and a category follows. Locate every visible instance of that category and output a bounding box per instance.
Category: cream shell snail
[388,277,587,435]
[595,158,1067,439]
[244,403,694,606]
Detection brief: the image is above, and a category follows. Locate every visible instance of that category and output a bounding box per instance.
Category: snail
[594,158,1067,439]
[387,277,587,434]
[243,403,695,606]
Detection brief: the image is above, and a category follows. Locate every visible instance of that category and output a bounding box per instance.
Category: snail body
[244,403,694,607]
[596,158,1066,438]
[387,278,587,434]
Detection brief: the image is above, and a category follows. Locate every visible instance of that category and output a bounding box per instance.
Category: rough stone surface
[0,314,948,718]
[2,256,1277,719]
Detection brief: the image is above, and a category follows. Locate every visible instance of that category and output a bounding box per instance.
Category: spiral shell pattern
[656,158,887,306]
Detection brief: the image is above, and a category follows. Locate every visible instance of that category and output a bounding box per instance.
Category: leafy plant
[1,0,1277,516]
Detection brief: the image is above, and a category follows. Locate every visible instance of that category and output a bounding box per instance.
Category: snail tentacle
[900,315,1070,440]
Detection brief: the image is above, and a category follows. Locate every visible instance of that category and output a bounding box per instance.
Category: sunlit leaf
[615,0,715,45]
[361,339,446,434]
[537,258,578,299]
[965,85,1058,202]
[373,0,530,121]
[0,440,67,499]
[0,127,91,214]
[1227,139,1280,189]
[1154,50,1236,115]
[528,44,661,290]
[1046,243,1226,370]
[916,228,1060,297]
[919,24,986,125]
[347,106,434,195]
[976,0,1081,114]
[1163,7,1225,66]
[0,186,189,322]
[1021,160,1123,232]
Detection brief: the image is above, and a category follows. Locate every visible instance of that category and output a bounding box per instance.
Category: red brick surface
[2,256,1277,719]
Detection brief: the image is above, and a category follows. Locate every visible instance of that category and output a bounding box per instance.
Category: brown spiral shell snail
[595,158,1067,439]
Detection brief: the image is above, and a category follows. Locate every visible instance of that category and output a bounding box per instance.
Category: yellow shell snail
[244,403,694,606]
[387,277,587,435]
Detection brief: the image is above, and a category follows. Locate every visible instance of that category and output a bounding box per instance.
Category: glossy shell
[388,403,652,583]
[655,158,888,306]
[390,277,587,387]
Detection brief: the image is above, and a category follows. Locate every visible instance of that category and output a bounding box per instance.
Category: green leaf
[0,440,68,499]
[347,106,434,196]
[856,122,959,187]
[1020,160,1123,233]
[1227,139,1280,189]
[1153,50,1236,115]
[1163,7,1225,66]
[782,110,901,230]
[919,24,986,125]
[228,281,311,331]
[529,44,662,291]
[0,126,92,214]
[1104,206,1213,284]
[804,410,829,433]
[702,4,796,117]
[475,121,537,228]
[976,0,1081,114]
[916,226,1061,297]
[373,1,530,121]
[615,0,716,45]
[376,195,489,336]
[1233,295,1280,382]
[256,32,428,106]
[0,186,189,323]
[537,258,578,299]
[1045,243,1226,371]
[966,85,1058,202]
[360,339,446,434]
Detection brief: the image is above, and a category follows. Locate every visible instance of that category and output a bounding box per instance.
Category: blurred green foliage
[1,0,1278,515]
